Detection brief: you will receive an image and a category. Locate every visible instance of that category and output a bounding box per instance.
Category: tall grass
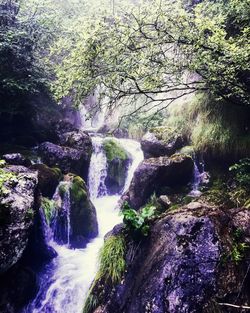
[97,235,126,284]
[163,93,250,160]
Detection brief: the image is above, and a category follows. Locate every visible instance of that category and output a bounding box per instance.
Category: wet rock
[141,128,186,159]
[0,165,38,274]
[2,153,32,167]
[89,205,250,313]
[69,175,98,248]
[0,265,38,313]
[103,138,132,194]
[157,195,172,210]
[122,154,194,209]
[38,141,90,180]
[53,175,98,248]
[30,164,62,198]
[58,130,92,154]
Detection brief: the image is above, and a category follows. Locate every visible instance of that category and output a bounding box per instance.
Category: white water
[24,136,143,313]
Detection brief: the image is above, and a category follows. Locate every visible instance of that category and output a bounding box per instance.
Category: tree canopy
[52,0,250,116]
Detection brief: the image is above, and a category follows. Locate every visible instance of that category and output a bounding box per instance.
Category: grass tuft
[97,235,126,284]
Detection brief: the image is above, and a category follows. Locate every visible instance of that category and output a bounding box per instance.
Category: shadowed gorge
[0,0,250,312]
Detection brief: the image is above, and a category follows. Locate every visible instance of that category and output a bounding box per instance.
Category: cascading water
[189,157,208,197]
[23,136,143,313]
[52,181,71,246]
[88,136,108,199]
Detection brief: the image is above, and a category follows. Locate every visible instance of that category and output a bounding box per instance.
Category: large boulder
[0,165,38,274]
[87,204,250,313]
[30,164,62,198]
[53,175,98,248]
[122,154,194,210]
[58,130,92,153]
[103,138,132,194]
[141,127,186,159]
[38,141,91,180]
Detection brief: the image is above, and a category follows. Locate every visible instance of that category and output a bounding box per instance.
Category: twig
[218,303,250,310]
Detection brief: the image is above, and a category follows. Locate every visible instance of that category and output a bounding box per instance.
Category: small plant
[41,197,56,224]
[230,228,249,264]
[97,235,126,284]
[229,158,250,187]
[82,293,99,313]
[122,202,156,236]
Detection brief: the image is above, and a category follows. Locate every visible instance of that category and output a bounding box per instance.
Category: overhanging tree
[52,0,250,119]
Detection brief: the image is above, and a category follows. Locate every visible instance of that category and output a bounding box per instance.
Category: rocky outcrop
[121,154,194,210]
[141,127,186,159]
[2,153,32,167]
[53,175,98,248]
[38,141,91,180]
[103,139,131,194]
[0,165,38,274]
[30,163,62,198]
[87,204,250,313]
[58,130,92,153]
[0,165,57,313]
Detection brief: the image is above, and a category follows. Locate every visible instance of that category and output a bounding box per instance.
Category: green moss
[51,167,62,179]
[97,235,126,284]
[70,176,87,203]
[0,165,17,196]
[41,197,56,224]
[103,139,128,162]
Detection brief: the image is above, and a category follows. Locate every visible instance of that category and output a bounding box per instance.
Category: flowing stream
[23,136,143,313]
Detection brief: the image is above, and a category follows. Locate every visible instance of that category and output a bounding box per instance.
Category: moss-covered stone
[103,139,131,195]
[30,163,62,198]
[103,139,128,162]
[68,175,98,248]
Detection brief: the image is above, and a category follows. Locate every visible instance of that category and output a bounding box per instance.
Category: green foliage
[97,235,126,284]
[52,0,250,118]
[230,229,249,264]
[41,197,55,224]
[122,202,156,236]
[229,159,250,187]
[103,139,128,162]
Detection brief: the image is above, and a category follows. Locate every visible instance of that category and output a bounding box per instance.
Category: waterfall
[23,136,143,313]
[52,181,71,246]
[189,157,208,197]
[88,136,108,198]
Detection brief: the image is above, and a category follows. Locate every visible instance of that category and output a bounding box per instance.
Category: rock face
[122,154,194,209]
[103,139,131,194]
[89,204,250,313]
[38,140,92,180]
[0,165,38,274]
[30,164,62,198]
[141,128,185,159]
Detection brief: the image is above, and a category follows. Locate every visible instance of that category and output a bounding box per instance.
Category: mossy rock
[103,139,128,162]
[103,139,131,195]
[69,175,98,248]
[30,163,62,198]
